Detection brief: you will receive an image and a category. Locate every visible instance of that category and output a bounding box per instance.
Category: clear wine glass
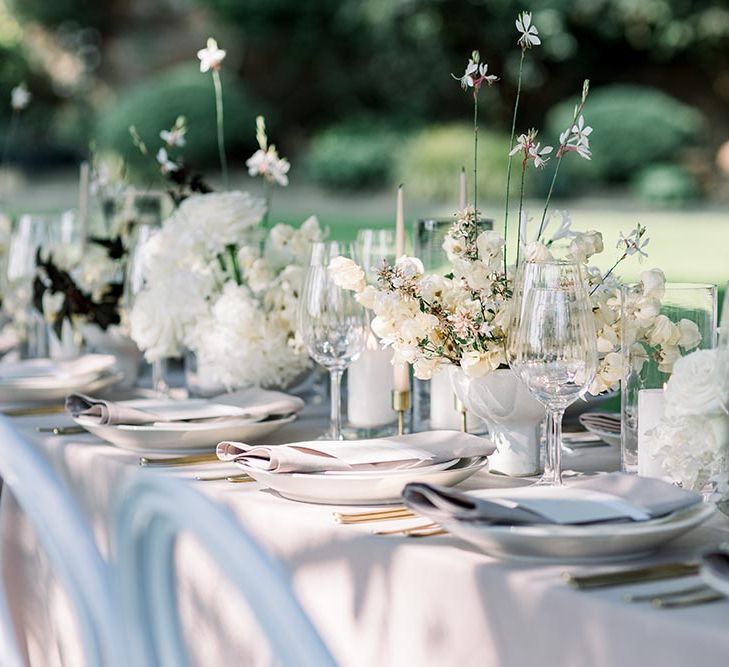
[298,241,368,440]
[509,260,598,486]
[6,214,58,357]
[717,285,729,413]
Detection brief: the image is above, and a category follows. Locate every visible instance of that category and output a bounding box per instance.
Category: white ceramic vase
[449,366,544,476]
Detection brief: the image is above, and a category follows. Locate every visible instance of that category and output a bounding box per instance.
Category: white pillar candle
[392,184,410,393]
[637,388,667,478]
[347,335,395,427]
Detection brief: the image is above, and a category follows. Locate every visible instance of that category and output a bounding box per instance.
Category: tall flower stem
[262,180,272,229]
[212,70,228,189]
[590,254,627,296]
[472,92,479,220]
[536,81,589,240]
[515,165,527,265]
[503,51,525,274]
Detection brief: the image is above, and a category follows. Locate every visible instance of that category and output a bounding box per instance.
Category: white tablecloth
[2,402,729,667]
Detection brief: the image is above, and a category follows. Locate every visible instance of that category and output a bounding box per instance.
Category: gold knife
[3,404,66,417]
[139,453,220,467]
[564,562,699,590]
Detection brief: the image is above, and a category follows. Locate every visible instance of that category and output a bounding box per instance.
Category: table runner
[2,404,729,667]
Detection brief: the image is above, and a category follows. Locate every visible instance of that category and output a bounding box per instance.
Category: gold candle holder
[391,389,411,435]
[454,396,468,433]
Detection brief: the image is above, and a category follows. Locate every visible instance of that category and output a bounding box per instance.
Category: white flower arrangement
[330,10,702,394]
[645,349,729,494]
[129,190,324,389]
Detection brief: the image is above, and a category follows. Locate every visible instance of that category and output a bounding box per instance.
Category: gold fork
[334,507,416,524]
[374,522,447,537]
[139,453,220,467]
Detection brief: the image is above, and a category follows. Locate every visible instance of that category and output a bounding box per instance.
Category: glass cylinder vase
[621,282,717,474]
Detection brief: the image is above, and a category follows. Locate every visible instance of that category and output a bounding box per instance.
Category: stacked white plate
[436,487,715,563]
[237,456,489,505]
[0,354,121,402]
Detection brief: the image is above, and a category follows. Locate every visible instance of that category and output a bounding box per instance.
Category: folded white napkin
[0,354,116,382]
[217,431,495,474]
[66,387,304,426]
[403,473,702,526]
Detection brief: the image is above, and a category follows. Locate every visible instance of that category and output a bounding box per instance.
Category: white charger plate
[439,492,715,563]
[238,456,489,505]
[74,413,296,454]
[0,371,123,403]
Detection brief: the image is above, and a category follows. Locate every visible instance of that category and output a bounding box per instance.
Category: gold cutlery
[226,475,256,484]
[651,589,724,609]
[625,583,710,604]
[3,404,66,417]
[374,522,446,537]
[36,426,87,436]
[564,562,699,590]
[139,453,220,467]
[334,507,416,524]
[195,472,252,482]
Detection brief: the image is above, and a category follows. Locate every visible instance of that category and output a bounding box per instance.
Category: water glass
[509,260,598,486]
[299,241,368,440]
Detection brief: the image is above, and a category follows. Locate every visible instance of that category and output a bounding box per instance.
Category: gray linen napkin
[403,473,702,526]
[217,431,494,474]
[66,387,304,426]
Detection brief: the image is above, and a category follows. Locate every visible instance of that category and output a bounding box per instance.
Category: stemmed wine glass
[717,285,729,412]
[509,260,598,486]
[298,241,368,440]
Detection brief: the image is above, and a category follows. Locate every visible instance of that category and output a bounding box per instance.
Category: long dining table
[1,398,728,667]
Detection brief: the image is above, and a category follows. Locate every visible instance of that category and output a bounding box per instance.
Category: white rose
[460,349,504,378]
[664,349,723,418]
[640,269,665,300]
[328,256,366,292]
[399,312,439,343]
[463,261,493,291]
[443,234,467,262]
[677,319,701,350]
[394,256,424,281]
[522,241,553,263]
[569,230,603,263]
[476,230,505,260]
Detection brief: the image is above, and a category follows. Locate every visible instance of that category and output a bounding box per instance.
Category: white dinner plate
[74,413,297,454]
[0,371,123,403]
[238,456,489,505]
[438,493,715,563]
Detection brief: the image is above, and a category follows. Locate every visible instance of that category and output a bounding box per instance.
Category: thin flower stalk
[212,69,228,189]
[503,50,525,273]
[536,79,590,240]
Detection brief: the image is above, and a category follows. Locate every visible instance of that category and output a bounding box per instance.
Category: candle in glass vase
[347,335,395,427]
[637,387,667,478]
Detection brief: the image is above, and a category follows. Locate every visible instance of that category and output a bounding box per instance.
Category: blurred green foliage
[94,65,263,175]
[395,124,520,203]
[303,121,400,190]
[543,85,704,194]
[632,163,699,205]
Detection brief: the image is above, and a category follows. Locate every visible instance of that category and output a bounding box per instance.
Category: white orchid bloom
[617,223,650,261]
[10,83,31,111]
[160,118,187,147]
[452,59,478,90]
[197,37,226,73]
[156,148,179,174]
[246,148,291,187]
[516,12,541,50]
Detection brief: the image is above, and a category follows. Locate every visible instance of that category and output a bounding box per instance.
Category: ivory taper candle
[393,184,410,392]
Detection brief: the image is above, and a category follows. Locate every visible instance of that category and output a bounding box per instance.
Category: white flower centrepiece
[129,191,323,389]
[646,349,729,493]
